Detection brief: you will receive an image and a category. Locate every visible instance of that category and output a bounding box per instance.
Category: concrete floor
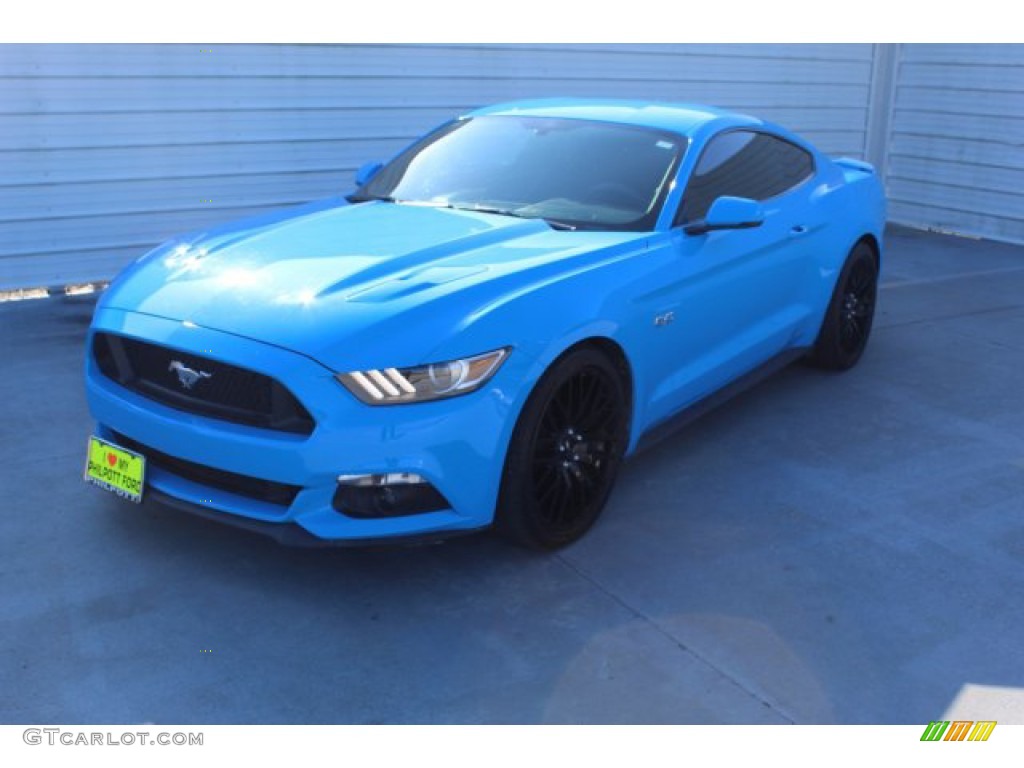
[2,224,1023,724]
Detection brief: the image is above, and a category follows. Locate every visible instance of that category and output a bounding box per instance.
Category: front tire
[808,241,878,371]
[495,347,629,550]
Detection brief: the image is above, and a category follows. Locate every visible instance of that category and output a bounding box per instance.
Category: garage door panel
[0,43,877,289]
[887,44,1024,244]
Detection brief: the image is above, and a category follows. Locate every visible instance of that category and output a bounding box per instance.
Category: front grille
[111,431,301,508]
[93,332,315,435]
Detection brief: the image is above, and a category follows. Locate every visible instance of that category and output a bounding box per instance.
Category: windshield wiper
[346,193,399,204]
[446,204,577,231]
[346,197,577,230]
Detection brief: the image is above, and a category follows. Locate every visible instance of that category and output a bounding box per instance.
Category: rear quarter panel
[791,154,886,348]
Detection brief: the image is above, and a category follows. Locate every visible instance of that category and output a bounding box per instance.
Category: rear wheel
[808,241,878,370]
[495,347,629,550]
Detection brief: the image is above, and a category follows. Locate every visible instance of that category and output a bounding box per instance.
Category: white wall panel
[0,43,874,289]
[887,44,1024,244]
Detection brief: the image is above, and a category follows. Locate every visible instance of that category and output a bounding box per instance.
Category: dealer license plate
[84,435,146,503]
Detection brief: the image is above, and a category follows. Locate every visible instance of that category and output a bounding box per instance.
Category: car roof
[466,98,763,138]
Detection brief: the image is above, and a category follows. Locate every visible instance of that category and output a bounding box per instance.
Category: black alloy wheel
[809,241,878,371]
[839,254,876,355]
[496,347,629,550]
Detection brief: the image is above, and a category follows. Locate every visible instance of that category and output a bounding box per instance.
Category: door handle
[789,225,809,237]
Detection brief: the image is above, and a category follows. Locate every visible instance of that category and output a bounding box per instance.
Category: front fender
[422,239,661,456]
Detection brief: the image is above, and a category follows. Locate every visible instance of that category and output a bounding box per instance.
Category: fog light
[333,473,450,518]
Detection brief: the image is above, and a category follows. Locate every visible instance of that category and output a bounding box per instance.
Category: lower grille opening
[111,431,301,508]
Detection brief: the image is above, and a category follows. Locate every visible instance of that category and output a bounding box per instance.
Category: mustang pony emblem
[168,360,213,390]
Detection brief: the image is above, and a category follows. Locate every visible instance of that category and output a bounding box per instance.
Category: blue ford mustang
[84,99,885,549]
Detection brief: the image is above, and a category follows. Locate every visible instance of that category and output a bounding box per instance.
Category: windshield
[352,115,686,232]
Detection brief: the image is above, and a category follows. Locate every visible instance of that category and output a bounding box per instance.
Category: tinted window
[356,116,685,232]
[678,130,814,223]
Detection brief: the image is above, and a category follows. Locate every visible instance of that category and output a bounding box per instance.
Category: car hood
[102,199,643,369]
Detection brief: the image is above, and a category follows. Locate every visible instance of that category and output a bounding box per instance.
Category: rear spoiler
[834,157,876,174]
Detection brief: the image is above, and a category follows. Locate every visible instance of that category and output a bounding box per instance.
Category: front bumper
[85,307,523,542]
[143,488,487,547]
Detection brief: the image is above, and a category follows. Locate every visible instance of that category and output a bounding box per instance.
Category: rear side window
[678,130,815,223]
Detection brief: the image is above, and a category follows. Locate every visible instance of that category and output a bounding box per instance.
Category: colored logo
[921,721,996,742]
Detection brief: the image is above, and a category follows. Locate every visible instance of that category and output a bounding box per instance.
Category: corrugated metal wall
[0,43,874,290]
[887,44,1024,244]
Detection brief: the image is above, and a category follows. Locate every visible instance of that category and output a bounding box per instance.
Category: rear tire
[808,241,878,371]
[495,347,629,550]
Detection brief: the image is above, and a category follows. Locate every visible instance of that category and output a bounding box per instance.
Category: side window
[678,130,814,223]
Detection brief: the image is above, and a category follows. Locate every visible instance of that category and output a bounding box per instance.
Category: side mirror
[684,196,765,235]
[354,160,383,188]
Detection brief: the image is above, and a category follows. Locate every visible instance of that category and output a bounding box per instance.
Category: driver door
[642,129,822,423]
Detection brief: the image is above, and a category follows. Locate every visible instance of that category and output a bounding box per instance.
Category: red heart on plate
[107,452,117,467]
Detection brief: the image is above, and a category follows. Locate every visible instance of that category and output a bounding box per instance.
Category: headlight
[337,348,509,405]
